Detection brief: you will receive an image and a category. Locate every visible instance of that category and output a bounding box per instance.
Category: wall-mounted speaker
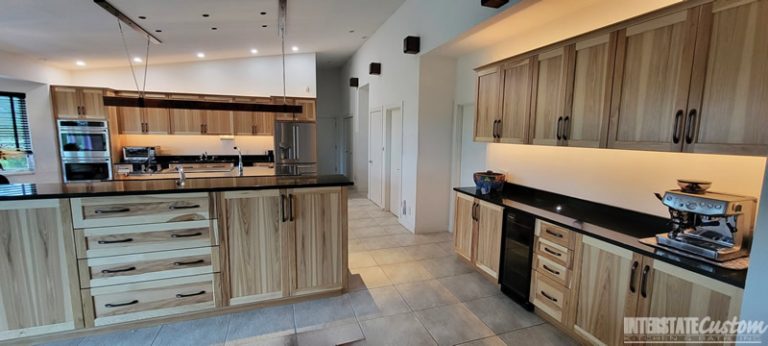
[404,36,420,54]
[481,0,508,8]
[369,63,381,75]
[350,78,359,87]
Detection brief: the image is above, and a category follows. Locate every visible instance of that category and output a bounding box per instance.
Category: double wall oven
[58,120,112,182]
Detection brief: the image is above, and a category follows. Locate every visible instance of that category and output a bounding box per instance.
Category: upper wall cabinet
[683,0,768,155]
[115,92,170,135]
[201,96,234,135]
[531,48,570,146]
[499,58,534,144]
[607,8,700,152]
[169,94,205,135]
[271,97,317,122]
[52,86,108,120]
[474,66,502,142]
[233,97,274,136]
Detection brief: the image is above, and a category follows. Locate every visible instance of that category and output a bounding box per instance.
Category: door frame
[340,115,354,178]
[449,103,473,233]
[367,106,385,207]
[383,102,404,217]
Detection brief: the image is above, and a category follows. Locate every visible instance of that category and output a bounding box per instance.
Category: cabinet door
[607,8,700,152]
[80,88,107,119]
[142,93,170,135]
[574,236,638,346]
[453,193,475,262]
[257,112,275,136]
[294,98,316,122]
[224,190,288,305]
[566,34,616,148]
[169,95,204,135]
[0,199,81,341]
[232,97,255,135]
[474,66,501,142]
[499,58,534,144]
[117,106,145,134]
[684,0,768,155]
[289,187,345,296]
[52,86,81,119]
[474,200,503,279]
[531,48,570,146]
[272,97,295,121]
[202,96,233,135]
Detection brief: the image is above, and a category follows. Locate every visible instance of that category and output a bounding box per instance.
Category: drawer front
[76,220,218,258]
[535,255,569,287]
[537,220,573,249]
[532,272,567,322]
[79,247,219,288]
[87,274,217,326]
[71,193,211,228]
[536,238,572,268]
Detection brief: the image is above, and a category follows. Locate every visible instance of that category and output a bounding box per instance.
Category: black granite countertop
[455,184,748,288]
[0,175,353,201]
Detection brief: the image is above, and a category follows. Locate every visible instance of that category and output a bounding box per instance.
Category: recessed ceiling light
[349,30,355,33]
[138,16,147,20]
[155,29,162,33]
[291,46,299,52]
[211,27,218,30]
[262,25,268,28]
[250,48,259,54]
[202,14,210,17]
[133,57,143,63]
[260,11,267,15]
[196,52,205,58]
[75,60,86,66]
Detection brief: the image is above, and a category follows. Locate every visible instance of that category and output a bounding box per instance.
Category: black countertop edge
[0,175,353,201]
[454,184,747,288]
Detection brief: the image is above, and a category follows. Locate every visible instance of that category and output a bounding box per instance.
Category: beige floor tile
[415,303,495,346]
[356,313,437,346]
[436,240,454,253]
[349,251,378,269]
[226,305,296,345]
[380,262,433,284]
[419,256,475,279]
[438,272,501,302]
[349,286,411,321]
[293,295,356,333]
[463,295,543,334]
[296,321,364,346]
[497,324,578,346]
[368,247,413,265]
[358,235,404,250]
[348,266,393,291]
[401,243,450,261]
[396,280,461,311]
[456,335,507,346]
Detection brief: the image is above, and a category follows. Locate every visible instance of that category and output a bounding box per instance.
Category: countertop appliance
[499,207,535,310]
[274,121,317,176]
[123,146,157,163]
[655,189,756,261]
[57,120,112,182]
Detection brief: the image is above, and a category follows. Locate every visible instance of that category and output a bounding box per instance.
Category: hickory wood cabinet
[271,96,317,122]
[233,97,275,136]
[115,91,170,135]
[52,86,108,119]
[453,193,504,279]
[0,199,82,341]
[222,187,346,305]
[473,0,767,156]
[168,94,233,135]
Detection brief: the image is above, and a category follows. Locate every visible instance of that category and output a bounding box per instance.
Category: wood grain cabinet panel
[290,187,345,296]
[607,8,700,152]
[52,86,82,119]
[531,48,570,146]
[684,0,768,155]
[117,105,144,134]
[453,193,475,262]
[474,201,503,279]
[294,98,317,122]
[474,66,501,142]
[272,96,297,122]
[71,193,211,229]
[116,92,170,135]
[499,59,533,143]
[169,94,205,135]
[224,190,287,305]
[233,97,274,135]
[80,89,107,119]
[0,199,81,341]
[201,96,234,135]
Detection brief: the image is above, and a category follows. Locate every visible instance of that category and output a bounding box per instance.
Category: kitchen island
[0,175,352,343]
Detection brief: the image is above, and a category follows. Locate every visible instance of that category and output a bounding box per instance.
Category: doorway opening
[368,106,384,207]
[384,104,403,218]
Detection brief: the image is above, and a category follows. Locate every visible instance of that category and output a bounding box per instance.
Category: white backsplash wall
[120,135,273,157]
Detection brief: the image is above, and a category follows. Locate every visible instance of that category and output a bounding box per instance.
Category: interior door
[368,108,384,208]
[474,66,501,142]
[224,190,287,305]
[499,57,534,144]
[289,187,343,296]
[684,0,768,155]
[453,193,475,262]
[531,47,570,146]
[388,108,403,217]
[343,117,354,178]
[566,33,616,148]
[607,8,701,152]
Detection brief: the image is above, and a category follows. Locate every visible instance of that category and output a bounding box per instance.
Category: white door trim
[384,102,404,218]
[367,106,385,207]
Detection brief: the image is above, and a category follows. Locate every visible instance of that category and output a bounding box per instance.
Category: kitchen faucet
[176,166,186,186]
[234,147,244,177]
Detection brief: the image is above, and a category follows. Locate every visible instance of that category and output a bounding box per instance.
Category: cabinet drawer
[71,193,211,228]
[79,247,220,288]
[531,272,568,322]
[536,238,572,268]
[537,220,573,249]
[85,274,218,327]
[535,255,570,287]
[75,220,218,258]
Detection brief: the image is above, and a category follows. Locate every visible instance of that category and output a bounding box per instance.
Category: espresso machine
[654,181,756,262]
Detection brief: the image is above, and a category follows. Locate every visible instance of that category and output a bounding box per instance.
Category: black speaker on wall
[350,78,359,87]
[369,62,381,75]
[481,0,508,8]
[404,36,420,54]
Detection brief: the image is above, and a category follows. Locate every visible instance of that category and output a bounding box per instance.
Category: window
[0,92,34,172]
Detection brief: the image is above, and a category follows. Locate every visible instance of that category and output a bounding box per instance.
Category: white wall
[340,0,511,231]
[741,161,768,334]
[0,50,70,85]
[316,67,343,174]
[70,54,317,98]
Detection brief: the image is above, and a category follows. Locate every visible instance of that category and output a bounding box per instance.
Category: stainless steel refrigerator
[274,121,318,175]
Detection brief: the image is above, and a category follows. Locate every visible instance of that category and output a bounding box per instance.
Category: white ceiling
[0,0,406,70]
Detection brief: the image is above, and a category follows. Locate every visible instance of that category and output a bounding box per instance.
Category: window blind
[0,92,33,153]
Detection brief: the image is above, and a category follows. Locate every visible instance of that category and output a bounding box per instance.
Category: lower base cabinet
[453,193,503,279]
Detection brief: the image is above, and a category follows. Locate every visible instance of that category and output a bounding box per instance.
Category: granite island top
[455,184,748,288]
[0,175,353,201]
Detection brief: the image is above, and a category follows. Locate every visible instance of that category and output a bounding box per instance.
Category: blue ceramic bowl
[473,171,505,194]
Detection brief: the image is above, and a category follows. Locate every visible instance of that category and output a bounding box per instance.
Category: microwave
[123,146,157,163]
[62,158,112,183]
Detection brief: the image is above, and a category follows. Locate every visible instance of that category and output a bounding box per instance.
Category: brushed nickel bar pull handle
[174,259,205,266]
[101,266,136,274]
[105,300,139,308]
[541,291,558,303]
[95,207,131,214]
[176,290,206,298]
[97,238,133,244]
[171,232,203,238]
